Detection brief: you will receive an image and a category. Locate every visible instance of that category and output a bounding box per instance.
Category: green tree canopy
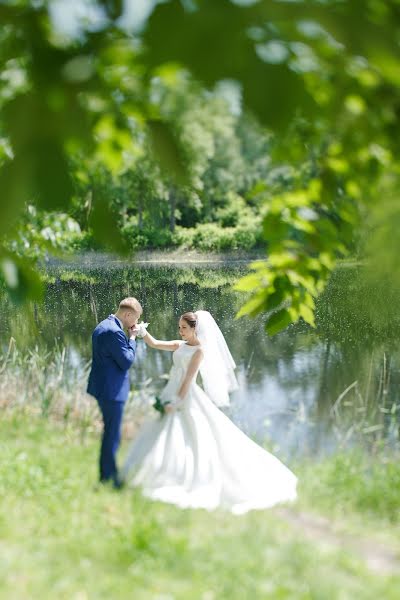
[0,0,399,332]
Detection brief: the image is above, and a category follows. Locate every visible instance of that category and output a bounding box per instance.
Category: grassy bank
[1,344,400,598]
[1,412,400,599]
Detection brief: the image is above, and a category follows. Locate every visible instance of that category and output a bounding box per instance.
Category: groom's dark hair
[181,312,197,328]
[119,297,142,314]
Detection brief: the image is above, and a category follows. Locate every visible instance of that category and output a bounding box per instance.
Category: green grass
[299,452,400,522]
[295,450,400,553]
[1,413,400,599]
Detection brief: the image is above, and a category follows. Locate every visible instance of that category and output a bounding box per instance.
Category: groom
[87,297,142,488]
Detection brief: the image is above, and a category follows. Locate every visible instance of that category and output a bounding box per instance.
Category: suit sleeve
[108,329,136,371]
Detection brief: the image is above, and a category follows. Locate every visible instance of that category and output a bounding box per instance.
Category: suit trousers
[97,398,125,483]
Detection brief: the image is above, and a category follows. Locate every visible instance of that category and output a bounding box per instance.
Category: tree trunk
[169,187,176,232]
[138,186,143,231]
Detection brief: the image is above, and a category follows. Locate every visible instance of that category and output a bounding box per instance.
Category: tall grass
[329,353,400,452]
[0,338,93,427]
[2,341,400,454]
[0,339,152,439]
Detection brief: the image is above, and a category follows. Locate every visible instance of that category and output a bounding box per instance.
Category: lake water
[1,256,400,457]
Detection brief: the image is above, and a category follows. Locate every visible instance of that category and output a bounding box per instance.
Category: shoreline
[134,249,263,264]
[45,249,265,268]
[43,250,362,270]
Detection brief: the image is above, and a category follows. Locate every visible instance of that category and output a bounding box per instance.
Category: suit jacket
[87,315,136,403]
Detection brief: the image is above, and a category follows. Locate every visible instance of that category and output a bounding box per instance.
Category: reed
[329,353,400,451]
[0,339,153,439]
[2,340,400,454]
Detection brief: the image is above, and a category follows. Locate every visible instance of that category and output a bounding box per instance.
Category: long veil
[195,310,238,407]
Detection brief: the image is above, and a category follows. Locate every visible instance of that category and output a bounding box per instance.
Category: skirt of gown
[122,381,297,515]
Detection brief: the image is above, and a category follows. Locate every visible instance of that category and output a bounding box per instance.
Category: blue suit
[87,315,136,483]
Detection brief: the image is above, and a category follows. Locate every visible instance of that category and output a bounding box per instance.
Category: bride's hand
[136,322,150,338]
[165,397,184,414]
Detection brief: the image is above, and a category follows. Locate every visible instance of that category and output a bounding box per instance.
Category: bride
[122,310,297,514]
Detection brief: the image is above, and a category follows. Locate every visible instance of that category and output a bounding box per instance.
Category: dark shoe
[113,475,125,490]
[95,478,112,489]
[96,474,124,490]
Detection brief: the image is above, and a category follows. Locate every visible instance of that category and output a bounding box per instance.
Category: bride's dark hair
[180,311,197,328]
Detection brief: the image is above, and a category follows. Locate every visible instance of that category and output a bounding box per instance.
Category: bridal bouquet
[153,396,171,416]
[153,395,184,415]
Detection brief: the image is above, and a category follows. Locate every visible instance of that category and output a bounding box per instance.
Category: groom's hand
[128,325,140,339]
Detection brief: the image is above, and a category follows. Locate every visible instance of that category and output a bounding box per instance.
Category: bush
[215,192,251,227]
[122,219,176,250]
[110,210,263,253]
[68,230,96,252]
[172,226,196,249]
[8,206,86,258]
[173,218,262,251]
[233,223,263,250]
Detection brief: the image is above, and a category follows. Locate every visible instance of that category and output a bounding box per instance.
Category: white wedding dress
[122,342,297,514]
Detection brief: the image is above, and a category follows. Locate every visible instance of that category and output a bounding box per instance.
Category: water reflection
[1,260,399,456]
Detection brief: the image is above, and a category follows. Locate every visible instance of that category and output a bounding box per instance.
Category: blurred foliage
[0,0,399,331]
[5,204,82,259]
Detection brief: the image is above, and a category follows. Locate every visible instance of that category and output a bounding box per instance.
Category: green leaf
[89,193,127,254]
[147,120,188,185]
[98,0,123,20]
[0,160,29,235]
[143,0,314,131]
[0,256,44,304]
[236,291,266,319]
[234,272,265,292]
[303,293,316,311]
[263,217,290,243]
[32,143,74,211]
[0,147,73,214]
[265,287,286,312]
[266,308,294,336]
[2,89,77,212]
[299,303,315,327]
